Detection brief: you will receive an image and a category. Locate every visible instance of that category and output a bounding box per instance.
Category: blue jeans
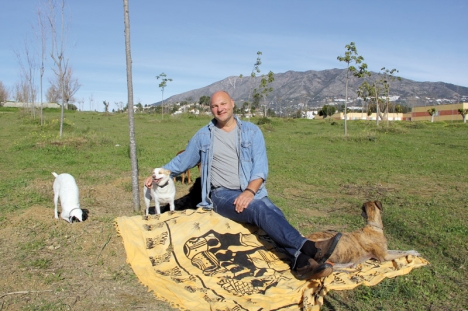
[211,187,307,268]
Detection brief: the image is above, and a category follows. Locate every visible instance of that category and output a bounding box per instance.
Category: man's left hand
[233,190,254,213]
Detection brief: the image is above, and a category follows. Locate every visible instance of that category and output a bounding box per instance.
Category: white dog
[52,172,83,223]
[144,168,176,215]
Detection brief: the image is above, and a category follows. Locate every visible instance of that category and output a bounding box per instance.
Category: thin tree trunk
[59,65,64,137]
[40,64,44,125]
[375,91,380,126]
[123,0,140,211]
[344,69,348,135]
[386,99,389,127]
[161,89,164,120]
[49,0,67,138]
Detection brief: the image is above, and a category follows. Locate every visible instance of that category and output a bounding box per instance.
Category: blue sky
[1,0,467,111]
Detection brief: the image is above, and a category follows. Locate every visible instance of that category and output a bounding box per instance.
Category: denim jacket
[163,115,268,209]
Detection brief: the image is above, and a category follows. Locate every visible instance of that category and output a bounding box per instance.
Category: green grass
[0,108,467,310]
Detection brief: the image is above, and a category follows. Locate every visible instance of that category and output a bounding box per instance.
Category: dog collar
[68,208,81,223]
[158,181,169,188]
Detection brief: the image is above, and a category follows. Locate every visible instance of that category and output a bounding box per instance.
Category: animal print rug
[115,208,429,311]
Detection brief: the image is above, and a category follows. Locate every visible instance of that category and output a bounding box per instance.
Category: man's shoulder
[194,122,213,136]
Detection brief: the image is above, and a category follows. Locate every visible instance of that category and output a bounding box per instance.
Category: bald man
[146,90,341,280]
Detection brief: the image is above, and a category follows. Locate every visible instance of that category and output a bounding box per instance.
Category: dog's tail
[52,172,58,178]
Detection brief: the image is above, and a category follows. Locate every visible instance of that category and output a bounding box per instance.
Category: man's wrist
[244,188,256,196]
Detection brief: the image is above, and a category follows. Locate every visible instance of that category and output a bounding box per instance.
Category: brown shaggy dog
[307,201,420,268]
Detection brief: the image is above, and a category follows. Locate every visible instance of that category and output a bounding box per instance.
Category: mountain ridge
[157,68,468,108]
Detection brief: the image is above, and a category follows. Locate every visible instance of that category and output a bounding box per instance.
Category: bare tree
[47,0,69,138]
[14,39,37,118]
[62,67,80,105]
[88,93,94,111]
[123,0,140,211]
[78,98,84,111]
[36,3,49,125]
[13,80,28,103]
[103,100,110,113]
[0,82,9,105]
[45,82,59,103]
[114,101,125,112]
[47,66,80,106]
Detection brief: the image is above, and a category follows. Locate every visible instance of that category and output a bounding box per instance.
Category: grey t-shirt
[211,126,240,189]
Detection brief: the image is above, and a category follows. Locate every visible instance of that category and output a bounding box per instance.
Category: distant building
[331,112,403,121]
[304,111,316,119]
[326,102,468,122]
[3,101,61,109]
[403,102,468,122]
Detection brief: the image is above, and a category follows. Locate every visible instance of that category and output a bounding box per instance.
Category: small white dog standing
[144,168,176,215]
[52,172,83,223]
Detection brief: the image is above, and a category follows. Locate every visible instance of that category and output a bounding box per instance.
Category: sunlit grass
[0,108,467,310]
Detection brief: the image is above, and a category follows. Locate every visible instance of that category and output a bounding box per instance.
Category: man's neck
[216,118,237,132]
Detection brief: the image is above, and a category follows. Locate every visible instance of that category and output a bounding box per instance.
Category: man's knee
[254,198,286,220]
[248,199,275,218]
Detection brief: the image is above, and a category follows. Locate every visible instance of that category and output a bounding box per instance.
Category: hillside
[160,69,468,109]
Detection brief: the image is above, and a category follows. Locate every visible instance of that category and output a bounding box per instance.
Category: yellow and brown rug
[115,208,429,311]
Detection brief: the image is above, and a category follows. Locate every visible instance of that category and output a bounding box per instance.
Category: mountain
[158,68,468,109]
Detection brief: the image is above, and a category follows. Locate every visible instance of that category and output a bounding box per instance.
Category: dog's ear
[374,201,383,211]
[162,169,171,175]
[82,209,89,221]
[70,216,82,223]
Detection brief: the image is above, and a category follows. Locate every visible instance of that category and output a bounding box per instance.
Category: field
[0,108,467,310]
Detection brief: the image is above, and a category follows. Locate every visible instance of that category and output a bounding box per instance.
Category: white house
[3,101,61,109]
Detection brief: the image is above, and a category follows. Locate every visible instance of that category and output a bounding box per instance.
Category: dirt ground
[0,176,196,311]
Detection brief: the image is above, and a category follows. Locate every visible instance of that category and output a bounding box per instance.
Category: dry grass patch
[0,178,182,310]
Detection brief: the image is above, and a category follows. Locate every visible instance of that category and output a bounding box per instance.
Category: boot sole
[294,263,333,280]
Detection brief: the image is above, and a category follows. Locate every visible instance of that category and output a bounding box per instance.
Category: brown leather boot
[293,258,333,280]
[313,232,342,264]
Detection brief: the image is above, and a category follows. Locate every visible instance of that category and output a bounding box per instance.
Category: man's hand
[145,176,153,188]
[233,190,255,213]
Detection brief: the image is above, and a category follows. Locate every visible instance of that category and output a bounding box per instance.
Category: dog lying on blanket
[307,201,420,269]
[144,168,176,215]
[52,172,84,223]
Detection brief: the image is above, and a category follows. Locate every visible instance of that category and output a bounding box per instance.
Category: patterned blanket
[115,208,428,310]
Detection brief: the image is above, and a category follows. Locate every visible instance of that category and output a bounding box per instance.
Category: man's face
[210,92,235,125]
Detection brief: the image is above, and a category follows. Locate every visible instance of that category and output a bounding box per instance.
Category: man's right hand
[145,176,153,188]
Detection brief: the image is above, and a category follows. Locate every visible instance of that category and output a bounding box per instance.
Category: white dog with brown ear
[144,168,176,215]
[52,172,83,223]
